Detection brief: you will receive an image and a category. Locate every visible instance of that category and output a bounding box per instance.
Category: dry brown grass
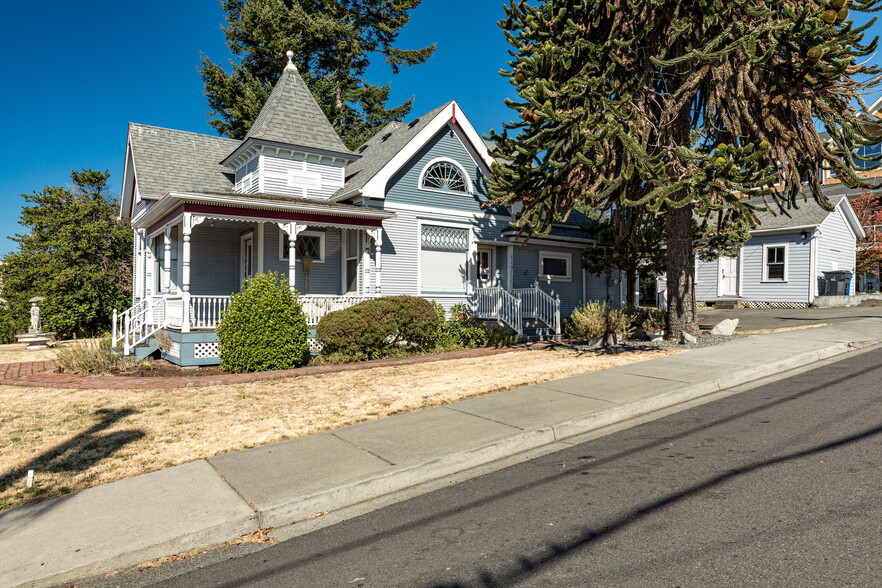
[0,346,681,510]
[0,339,99,365]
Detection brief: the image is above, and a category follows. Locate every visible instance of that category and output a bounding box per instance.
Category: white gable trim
[836,197,867,240]
[358,101,496,200]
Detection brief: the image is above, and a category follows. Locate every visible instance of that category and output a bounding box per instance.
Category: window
[764,244,787,282]
[345,229,360,294]
[420,160,469,193]
[855,143,882,169]
[280,230,325,262]
[539,252,572,281]
[152,227,179,293]
[420,224,469,294]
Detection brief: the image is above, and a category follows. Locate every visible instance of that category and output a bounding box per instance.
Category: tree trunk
[626,268,638,307]
[665,202,699,339]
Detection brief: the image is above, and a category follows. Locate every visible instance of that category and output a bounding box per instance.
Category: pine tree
[488,0,881,338]
[201,0,435,149]
[0,170,133,340]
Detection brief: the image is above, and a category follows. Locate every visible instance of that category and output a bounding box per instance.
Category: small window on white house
[764,244,787,281]
[280,231,325,262]
[539,252,571,281]
[421,161,469,193]
[420,224,469,294]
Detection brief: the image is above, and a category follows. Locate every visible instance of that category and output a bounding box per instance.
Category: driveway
[698,303,882,332]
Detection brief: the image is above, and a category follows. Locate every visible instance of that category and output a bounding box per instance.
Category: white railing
[190,295,232,329]
[475,287,523,336]
[113,296,166,355]
[165,297,184,329]
[513,282,561,335]
[300,295,374,326]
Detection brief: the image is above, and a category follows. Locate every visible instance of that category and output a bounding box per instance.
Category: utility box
[823,270,852,296]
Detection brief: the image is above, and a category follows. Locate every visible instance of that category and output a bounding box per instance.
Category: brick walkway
[0,344,542,390]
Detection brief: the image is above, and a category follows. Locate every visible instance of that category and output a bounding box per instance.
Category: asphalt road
[698,304,882,331]
[89,346,882,587]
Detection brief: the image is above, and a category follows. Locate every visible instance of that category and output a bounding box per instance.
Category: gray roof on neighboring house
[244,65,353,157]
[129,123,240,197]
[744,193,847,230]
[334,102,451,198]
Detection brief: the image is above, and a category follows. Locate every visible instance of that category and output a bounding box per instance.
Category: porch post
[181,214,192,333]
[372,229,383,296]
[162,226,171,294]
[362,231,371,296]
[277,222,303,292]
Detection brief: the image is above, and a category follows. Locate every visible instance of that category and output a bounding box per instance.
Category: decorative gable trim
[355,101,495,201]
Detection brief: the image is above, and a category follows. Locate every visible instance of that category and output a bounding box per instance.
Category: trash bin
[823,271,852,296]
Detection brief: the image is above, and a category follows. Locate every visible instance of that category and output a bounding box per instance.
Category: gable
[385,126,505,215]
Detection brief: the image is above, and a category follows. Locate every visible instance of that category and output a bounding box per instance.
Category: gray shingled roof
[334,102,451,198]
[744,193,846,230]
[245,65,352,157]
[129,123,240,197]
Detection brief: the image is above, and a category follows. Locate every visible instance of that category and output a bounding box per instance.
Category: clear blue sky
[1,3,881,256]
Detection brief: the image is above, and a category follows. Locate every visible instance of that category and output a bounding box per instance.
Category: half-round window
[421,161,469,193]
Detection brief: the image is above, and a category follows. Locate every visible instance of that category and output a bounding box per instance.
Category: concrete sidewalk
[3,317,881,588]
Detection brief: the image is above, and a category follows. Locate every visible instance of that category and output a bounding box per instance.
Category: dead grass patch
[737,323,831,336]
[0,339,99,365]
[0,346,681,510]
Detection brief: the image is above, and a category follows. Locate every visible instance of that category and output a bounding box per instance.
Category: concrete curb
[7,334,880,588]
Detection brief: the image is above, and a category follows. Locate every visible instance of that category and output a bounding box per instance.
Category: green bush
[0,307,24,344]
[432,303,490,349]
[316,295,441,361]
[566,302,633,341]
[216,272,310,373]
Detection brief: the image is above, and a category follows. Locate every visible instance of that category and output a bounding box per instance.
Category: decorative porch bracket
[277,222,308,292]
[180,213,206,332]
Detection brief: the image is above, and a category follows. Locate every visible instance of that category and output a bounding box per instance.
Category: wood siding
[262,223,345,295]
[816,207,858,295]
[740,231,812,302]
[261,153,344,200]
[188,225,239,295]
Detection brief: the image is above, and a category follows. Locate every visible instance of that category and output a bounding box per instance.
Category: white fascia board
[506,235,596,248]
[866,94,882,116]
[120,132,136,220]
[749,224,819,235]
[837,197,867,240]
[359,100,496,200]
[331,188,362,203]
[384,201,514,222]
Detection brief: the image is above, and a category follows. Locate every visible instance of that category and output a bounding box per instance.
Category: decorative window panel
[421,225,468,251]
[422,161,468,193]
[280,231,324,261]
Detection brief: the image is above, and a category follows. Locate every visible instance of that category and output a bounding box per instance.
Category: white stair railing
[475,287,522,336]
[512,282,561,335]
[114,296,166,355]
[300,295,374,326]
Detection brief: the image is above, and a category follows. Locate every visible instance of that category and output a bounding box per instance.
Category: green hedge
[216,272,310,373]
[316,295,441,360]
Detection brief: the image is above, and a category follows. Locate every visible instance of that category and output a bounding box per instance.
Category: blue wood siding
[385,127,505,215]
[262,153,344,200]
[816,207,858,295]
[189,225,239,295]
[740,231,812,303]
[261,223,344,294]
[511,244,605,316]
[696,257,721,300]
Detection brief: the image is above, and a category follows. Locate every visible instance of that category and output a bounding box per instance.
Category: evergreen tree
[488,0,881,338]
[0,170,133,340]
[201,0,435,149]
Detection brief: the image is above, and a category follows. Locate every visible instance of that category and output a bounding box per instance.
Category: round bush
[316,295,441,360]
[216,272,309,373]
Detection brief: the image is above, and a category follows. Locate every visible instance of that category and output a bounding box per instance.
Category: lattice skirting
[695,301,707,308]
[308,337,324,353]
[194,342,219,358]
[742,301,809,309]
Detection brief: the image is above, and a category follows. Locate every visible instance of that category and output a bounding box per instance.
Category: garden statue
[16,296,56,350]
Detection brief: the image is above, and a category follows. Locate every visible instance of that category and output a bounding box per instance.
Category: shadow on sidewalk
[0,408,144,500]
[216,358,882,587]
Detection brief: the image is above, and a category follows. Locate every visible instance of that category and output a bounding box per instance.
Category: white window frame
[539,251,572,282]
[762,243,788,282]
[279,229,326,263]
[417,219,473,297]
[418,157,474,196]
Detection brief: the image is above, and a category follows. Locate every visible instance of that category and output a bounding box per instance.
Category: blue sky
[1,3,881,256]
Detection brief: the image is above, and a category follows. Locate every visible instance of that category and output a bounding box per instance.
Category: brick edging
[0,344,547,390]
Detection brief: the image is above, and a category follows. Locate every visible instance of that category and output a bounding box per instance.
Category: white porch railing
[112,296,166,355]
[513,282,562,335]
[299,295,374,326]
[190,295,232,329]
[475,287,523,336]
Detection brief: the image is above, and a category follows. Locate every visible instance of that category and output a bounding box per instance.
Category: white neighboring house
[114,55,626,365]
[658,195,866,309]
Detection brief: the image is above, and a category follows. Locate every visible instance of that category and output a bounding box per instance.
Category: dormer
[221,51,359,200]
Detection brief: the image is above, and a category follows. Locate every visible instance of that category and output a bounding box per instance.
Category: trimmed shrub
[316,295,441,361]
[432,303,490,350]
[216,272,310,373]
[0,307,23,345]
[566,302,633,341]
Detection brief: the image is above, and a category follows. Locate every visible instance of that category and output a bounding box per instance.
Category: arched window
[421,160,469,193]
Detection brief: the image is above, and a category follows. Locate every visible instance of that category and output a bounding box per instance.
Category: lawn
[0,344,681,511]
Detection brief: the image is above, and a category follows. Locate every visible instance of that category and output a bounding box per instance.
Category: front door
[719,255,738,297]
[240,233,254,286]
[477,247,495,288]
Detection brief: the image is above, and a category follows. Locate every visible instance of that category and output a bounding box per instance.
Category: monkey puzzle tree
[201,0,435,149]
[488,0,881,338]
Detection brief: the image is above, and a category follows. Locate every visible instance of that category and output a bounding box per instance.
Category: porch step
[712,300,742,310]
[133,343,159,360]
